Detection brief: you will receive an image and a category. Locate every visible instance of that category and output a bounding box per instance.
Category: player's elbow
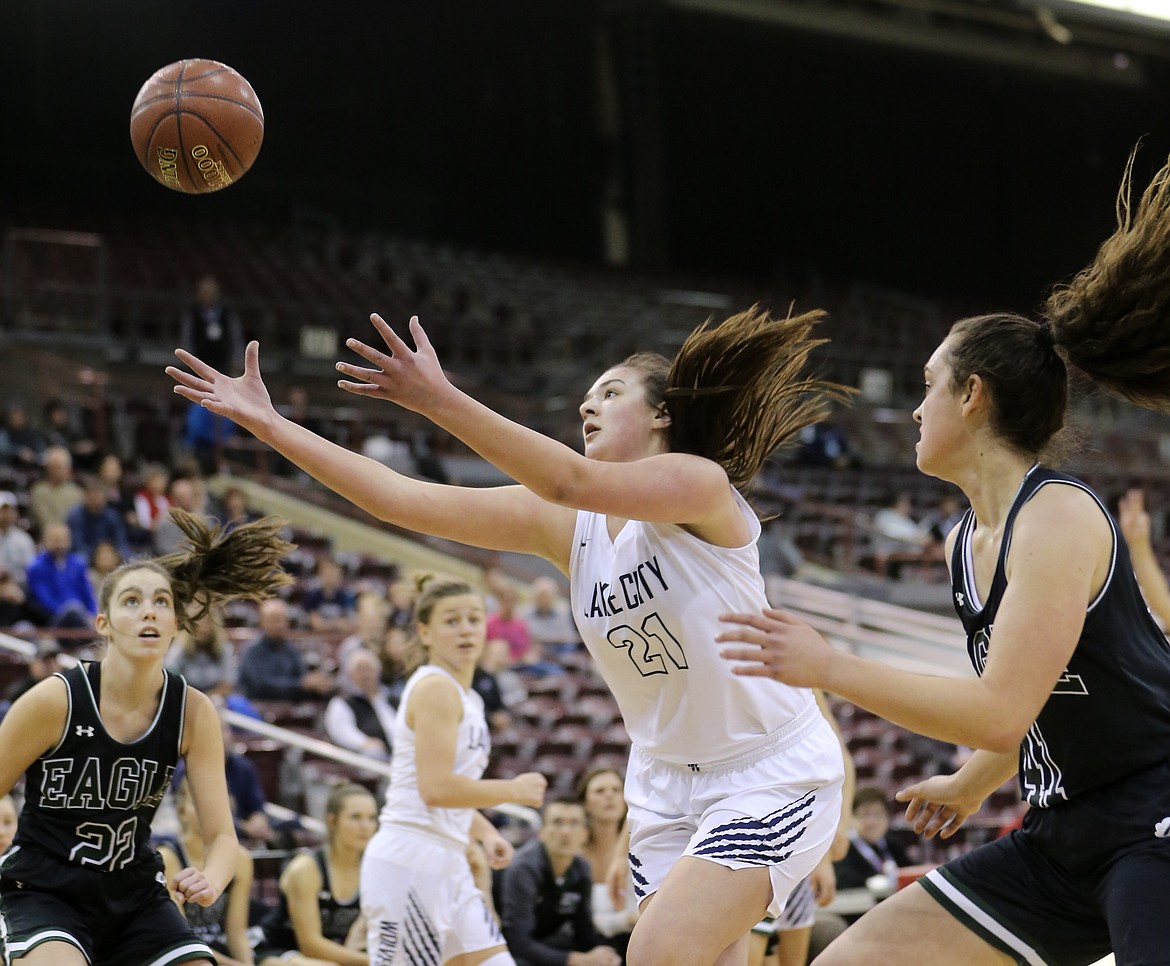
[979,717,1029,755]
[417,777,451,808]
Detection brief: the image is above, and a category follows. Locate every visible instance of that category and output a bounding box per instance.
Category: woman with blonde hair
[255,782,378,966]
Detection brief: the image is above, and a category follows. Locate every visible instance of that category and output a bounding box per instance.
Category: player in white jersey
[717,150,1170,965]
[169,304,849,966]
[360,574,546,966]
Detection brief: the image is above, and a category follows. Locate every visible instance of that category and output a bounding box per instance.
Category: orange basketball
[130,59,264,194]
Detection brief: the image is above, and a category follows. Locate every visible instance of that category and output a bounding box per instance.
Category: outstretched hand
[334,314,453,416]
[716,607,834,688]
[894,774,985,840]
[167,341,277,440]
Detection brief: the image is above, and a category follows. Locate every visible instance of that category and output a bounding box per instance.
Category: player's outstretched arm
[1119,488,1170,630]
[336,314,733,528]
[168,341,573,564]
[718,485,1106,753]
[895,748,1018,840]
[178,689,238,907]
[411,675,547,810]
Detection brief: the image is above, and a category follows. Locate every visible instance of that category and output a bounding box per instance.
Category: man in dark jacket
[497,797,621,966]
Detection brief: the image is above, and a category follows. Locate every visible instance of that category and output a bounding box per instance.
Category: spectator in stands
[868,491,930,581]
[134,463,171,534]
[521,575,581,657]
[324,648,396,761]
[498,796,621,966]
[167,607,238,698]
[275,387,326,479]
[66,473,130,561]
[384,576,414,630]
[336,590,391,676]
[1118,488,1170,630]
[757,517,805,604]
[303,555,358,635]
[97,452,143,548]
[832,787,912,923]
[25,521,97,631]
[237,598,334,702]
[0,792,16,854]
[577,767,639,961]
[183,400,236,477]
[181,274,244,375]
[42,397,98,472]
[0,564,31,629]
[487,582,534,666]
[218,484,260,532]
[87,539,124,592]
[0,401,44,470]
[159,775,256,966]
[2,638,62,705]
[0,491,36,589]
[472,636,526,732]
[376,624,410,705]
[255,782,376,966]
[28,445,83,534]
[922,493,965,549]
[795,422,857,469]
[154,476,202,554]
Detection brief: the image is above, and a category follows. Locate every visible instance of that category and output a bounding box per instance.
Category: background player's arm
[225,847,256,965]
[158,843,185,908]
[411,676,547,809]
[177,689,239,906]
[814,689,854,860]
[0,676,67,798]
[1118,488,1170,629]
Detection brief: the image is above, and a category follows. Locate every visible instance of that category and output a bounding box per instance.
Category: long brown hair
[98,508,294,633]
[621,305,853,490]
[946,149,1170,458]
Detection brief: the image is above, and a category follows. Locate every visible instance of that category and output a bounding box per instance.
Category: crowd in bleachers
[9,215,1170,963]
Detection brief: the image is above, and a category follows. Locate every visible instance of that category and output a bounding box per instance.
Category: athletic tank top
[171,837,232,952]
[950,465,1170,806]
[261,846,362,950]
[379,664,490,847]
[16,661,185,869]
[569,488,815,765]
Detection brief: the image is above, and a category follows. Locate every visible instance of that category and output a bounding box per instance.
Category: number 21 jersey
[570,488,813,765]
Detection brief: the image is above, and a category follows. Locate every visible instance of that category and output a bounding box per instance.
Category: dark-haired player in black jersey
[0,509,292,966]
[718,149,1170,966]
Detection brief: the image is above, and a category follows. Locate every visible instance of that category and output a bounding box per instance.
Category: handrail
[221,707,542,829]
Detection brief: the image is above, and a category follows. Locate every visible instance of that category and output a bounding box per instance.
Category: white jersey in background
[378,664,491,847]
[569,488,815,765]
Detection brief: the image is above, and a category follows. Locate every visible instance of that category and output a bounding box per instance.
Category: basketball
[130,59,264,194]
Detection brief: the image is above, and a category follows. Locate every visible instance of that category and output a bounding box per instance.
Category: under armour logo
[687,763,701,773]
[75,725,95,737]
[955,592,965,608]
[1155,817,1170,838]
